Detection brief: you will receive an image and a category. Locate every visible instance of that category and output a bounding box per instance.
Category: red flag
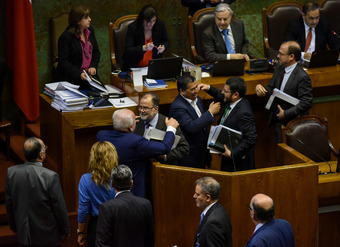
[6,0,40,122]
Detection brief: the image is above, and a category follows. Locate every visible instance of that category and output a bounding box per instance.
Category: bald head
[250,193,275,223]
[112,109,136,132]
[23,137,46,162]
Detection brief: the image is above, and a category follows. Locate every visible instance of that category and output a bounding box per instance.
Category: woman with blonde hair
[77,141,118,246]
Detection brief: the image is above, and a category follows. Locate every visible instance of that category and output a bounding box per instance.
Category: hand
[144,42,154,51]
[230,53,250,61]
[276,105,285,120]
[77,233,85,245]
[222,144,231,158]
[88,67,97,76]
[255,84,267,97]
[157,45,165,54]
[208,101,221,115]
[304,53,312,60]
[80,72,87,81]
[198,83,209,91]
[165,117,179,129]
[135,116,141,123]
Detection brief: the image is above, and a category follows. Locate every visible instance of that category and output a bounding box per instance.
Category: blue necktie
[199,212,204,225]
[222,29,235,54]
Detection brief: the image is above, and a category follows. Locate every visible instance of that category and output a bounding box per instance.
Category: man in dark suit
[245,193,295,247]
[181,0,236,17]
[5,137,70,247]
[202,3,249,63]
[97,108,178,198]
[200,77,257,171]
[96,165,154,247]
[193,177,232,247]
[284,2,340,61]
[169,75,220,169]
[134,92,189,165]
[255,41,313,142]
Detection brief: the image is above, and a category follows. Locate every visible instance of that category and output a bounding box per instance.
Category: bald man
[245,193,295,247]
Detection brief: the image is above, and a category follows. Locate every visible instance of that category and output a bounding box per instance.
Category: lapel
[134,120,146,136]
[178,94,201,119]
[222,99,243,126]
[196,202,219,234]
[213,24,227,53]
[282,64,299,93]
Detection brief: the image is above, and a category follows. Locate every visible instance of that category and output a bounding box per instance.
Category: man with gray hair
[97,108,179,198]
[193,177,232,247]
[96,165,154,247]
[202,3,249,63]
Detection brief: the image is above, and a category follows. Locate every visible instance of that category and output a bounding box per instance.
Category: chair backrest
[188,7,215,64]
[50,12,69,69]
[281,115,331,162]
[262,1,302,58]
[319,0,340,35]
[109,15,137,71]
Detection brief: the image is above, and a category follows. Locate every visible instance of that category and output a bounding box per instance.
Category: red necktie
[304,28,312,52]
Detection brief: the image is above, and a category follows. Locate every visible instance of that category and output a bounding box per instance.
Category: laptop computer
[146,57,183,81]
[302,49,339,68]
[212,59,245,77]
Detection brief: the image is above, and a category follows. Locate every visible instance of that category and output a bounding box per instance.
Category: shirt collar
[254,222,264,233]
[180,93,198,105]
[202,200,218,216]
[303,21,314,32]
[148,113,159,128]
[284,62,297,74]
[229,97,242,110]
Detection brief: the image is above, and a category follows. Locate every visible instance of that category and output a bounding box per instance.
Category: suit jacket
[284,16,340,52]
[265,63,313,125]
[207,86,257,171]
[182,0,236,16]
[169,94,215,168]
[195,202,232,247]
[96,191,154,247]
[245,219,295,247]
[5,162,70,246]
[96,129,174,197]
[134,113,190,165]
[55,26,101,86]
[202,20,249,63]
[122,19,170,71]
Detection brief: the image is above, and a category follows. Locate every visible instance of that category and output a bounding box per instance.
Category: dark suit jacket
[245,219,295,247]
[265,63,313,125]
[96,129,174,198]
[122,19,170,71]
[5,162,70,246]
[202,20,249,63]
[207,86,257,171]
[96,191,154,247]
[55,26,101,86]
[284,17,340,52]
[182,0,236,16]
[195,202,232,247]
[134,113,190,165]
[169,94,215,168]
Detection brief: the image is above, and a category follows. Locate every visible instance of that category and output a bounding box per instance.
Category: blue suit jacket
[245,219,295,247]
[96,129,174,197]
[170,94,215,168]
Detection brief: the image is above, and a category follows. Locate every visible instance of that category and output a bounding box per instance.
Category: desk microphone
[332,31,340,39]
[296,139,333,175]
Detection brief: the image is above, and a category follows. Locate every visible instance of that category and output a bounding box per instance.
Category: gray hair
[214,3,233,16]
[112,109,135,131]
[196,177,221,201]
[111,165,133,191]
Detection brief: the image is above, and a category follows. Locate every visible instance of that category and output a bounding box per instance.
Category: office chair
[319,0,340,35]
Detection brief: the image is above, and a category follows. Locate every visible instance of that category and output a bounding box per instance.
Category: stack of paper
[265,88,300,112]
[144,78,168,89]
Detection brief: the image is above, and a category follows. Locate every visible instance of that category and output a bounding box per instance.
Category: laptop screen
[147,57,183,81]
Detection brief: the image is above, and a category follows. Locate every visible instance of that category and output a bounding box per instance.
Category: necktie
[222,29,235,54]
[220,105,231,124]
[278,69,285,90]
[199,212,204,225]
[145,122,151,129]
[191,100,202,117]
[304,28,312,53]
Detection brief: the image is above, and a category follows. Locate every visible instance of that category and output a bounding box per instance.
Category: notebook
[146,57,183,81]
[212,59,245,77]
[302,49,339,68]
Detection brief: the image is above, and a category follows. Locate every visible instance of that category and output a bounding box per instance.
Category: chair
[188,7,215,64]
[262,1,302,58]
[109,15,137,71]
[319,0,340,36]
[49,12,69,70]
[281,115,338,163]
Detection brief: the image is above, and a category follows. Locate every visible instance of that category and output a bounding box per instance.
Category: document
[208,125,242,152]
[144,128,181,150]
[265,88,300,112]
[108,97,138,108]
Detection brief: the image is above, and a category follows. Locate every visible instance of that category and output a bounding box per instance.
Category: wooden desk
[39,94,137,211]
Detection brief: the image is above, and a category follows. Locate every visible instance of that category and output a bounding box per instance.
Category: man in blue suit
[170,75,220,169]
[245,193,295,247]
[97,108,178,198]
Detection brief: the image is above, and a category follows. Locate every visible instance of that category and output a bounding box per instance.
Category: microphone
[296,139,334,175]
[332,30,340,39]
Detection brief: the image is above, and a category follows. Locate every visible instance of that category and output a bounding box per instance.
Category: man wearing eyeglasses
[134,92,189,165]
[245,193,295,247]
[255,41,313,142]
[5,137,70,247]
[199,77,257,172]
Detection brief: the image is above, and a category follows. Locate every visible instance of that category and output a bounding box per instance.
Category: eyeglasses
[278,52,290,56]
[223,89,233,94]
[138,105,155,111]
[247,204,253,211]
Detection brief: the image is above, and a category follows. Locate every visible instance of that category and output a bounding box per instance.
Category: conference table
[40,64,340,211]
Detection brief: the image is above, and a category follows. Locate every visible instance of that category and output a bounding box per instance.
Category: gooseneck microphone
[296,139,334,175]
[332,30,340,39]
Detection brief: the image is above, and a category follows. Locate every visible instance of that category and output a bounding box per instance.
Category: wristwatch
[77,229,84,235]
